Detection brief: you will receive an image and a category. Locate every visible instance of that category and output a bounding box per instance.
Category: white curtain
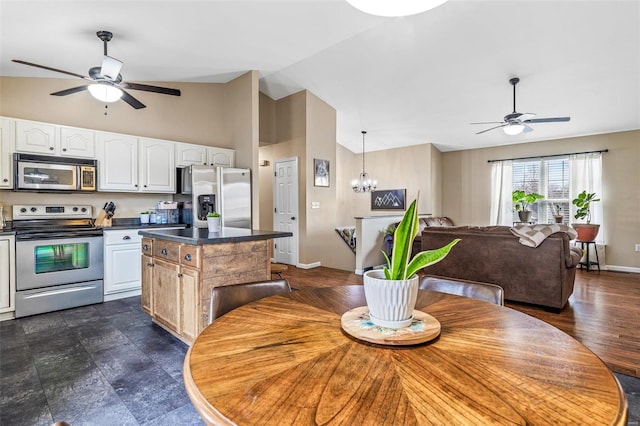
[569,153,604,243]
[490,160,513,226]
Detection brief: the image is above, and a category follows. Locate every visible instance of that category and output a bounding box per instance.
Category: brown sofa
[420,226,582,310]
[393,217,455,257]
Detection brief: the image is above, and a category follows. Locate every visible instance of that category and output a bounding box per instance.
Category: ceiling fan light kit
[12,30,180,110]
[472,77,570,136]
[345,0,449,17]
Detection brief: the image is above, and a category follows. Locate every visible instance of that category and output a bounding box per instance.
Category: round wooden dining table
[184,285,628,425]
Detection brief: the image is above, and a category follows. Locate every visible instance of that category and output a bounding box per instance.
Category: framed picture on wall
[314,159,330,187]
[371,189,406,210]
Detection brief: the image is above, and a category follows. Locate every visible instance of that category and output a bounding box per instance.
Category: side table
[576,240,600,272]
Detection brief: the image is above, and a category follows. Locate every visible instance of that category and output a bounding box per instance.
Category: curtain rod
[487,149,608,163]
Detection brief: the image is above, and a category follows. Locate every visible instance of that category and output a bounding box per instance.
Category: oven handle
[16,231,104,241]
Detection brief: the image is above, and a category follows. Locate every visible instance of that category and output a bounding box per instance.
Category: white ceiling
[1,0,638,153]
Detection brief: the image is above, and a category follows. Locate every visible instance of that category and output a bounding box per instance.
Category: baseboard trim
[104,289,142,302]
[297,262,321,269]
[606,265,640,274]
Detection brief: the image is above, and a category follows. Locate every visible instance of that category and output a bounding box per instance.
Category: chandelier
[352,131,377,193]
[345,0,449,17]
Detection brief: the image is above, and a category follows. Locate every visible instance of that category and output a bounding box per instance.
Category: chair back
[209,279,292,324]
[419,276,504,305]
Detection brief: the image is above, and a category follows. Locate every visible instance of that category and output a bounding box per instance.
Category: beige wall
[441,130,640,270]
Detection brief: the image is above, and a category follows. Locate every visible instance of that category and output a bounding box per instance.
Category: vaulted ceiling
[1,0,638,153]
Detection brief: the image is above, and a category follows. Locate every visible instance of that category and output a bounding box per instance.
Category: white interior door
[273,158,298,265]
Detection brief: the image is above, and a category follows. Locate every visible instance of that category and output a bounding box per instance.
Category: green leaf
[389,198,419,280]
[405,239,461,278]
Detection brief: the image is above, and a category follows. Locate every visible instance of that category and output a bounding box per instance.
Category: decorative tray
[341,306,441,346]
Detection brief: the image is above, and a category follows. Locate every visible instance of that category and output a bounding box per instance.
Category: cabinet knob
[49,146,54,150]
[161,248,168,255]
[184,254,192,261]
[135,184,138,187]
[123,235,131,240]
[177,273,183,278]
[144,185,147,188]
[2,178,7,182]
[143,244,149,250]
[147,262,154,267]
[62,148,67,152]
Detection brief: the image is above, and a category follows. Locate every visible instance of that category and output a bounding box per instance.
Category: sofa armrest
[568,246,583,268]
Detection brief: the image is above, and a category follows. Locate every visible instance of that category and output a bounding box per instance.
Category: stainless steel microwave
[14,153,97,192]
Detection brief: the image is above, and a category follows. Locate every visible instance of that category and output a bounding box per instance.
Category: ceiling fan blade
[470,121,504,125]
[122,82,181,96]
[51,86,89,96]
[120,90,146,109]
[101,55,123,81]
[524,117,571,123]
[475,123,507,135]
[12,59,88,80]
[523,124,534,133]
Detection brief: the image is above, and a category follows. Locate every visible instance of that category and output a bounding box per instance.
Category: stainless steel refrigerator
[174,165,252,229]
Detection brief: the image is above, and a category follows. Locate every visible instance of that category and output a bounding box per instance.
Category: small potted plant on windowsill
[363,194,459,329]
[572,190,600,241]
[553,204,563,224]
[206,211,221,233]
[512,190,545,223]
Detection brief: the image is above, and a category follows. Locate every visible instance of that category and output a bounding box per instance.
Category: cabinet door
[180,267,200,342]
[0,236,16,313]
[140,138,175,192]
[96,132,139,191]
[59,127,95,158]
[104,244,142,295]
[152,258,181,333]
[175,143,207,167]
[15,120,57,154]
[0,118,15,188]
[141,254,153,315]
[207,147,235,167]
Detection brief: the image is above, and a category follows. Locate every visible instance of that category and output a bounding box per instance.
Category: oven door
[16,235,103,290]
[16,161,78,191]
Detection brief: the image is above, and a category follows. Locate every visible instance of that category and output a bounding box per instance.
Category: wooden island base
[140,228,289,344]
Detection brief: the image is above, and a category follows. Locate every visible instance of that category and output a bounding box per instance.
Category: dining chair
[419,275,504,306]
[208,279,292,324]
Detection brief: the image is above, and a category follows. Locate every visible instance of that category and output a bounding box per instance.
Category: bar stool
[576,240,600,272]
[271,262,288,279]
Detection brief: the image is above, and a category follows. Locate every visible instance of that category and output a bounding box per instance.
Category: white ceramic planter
[207,216,221,232]
[139,214,150,224]
[363,269,419,328]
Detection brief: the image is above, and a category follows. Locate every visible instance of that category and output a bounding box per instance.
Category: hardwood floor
[280,266,640,378]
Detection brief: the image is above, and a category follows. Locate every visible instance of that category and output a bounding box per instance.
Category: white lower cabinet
[0,235,16,320]
[103,227,183,301]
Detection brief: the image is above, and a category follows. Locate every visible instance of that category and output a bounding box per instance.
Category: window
[512,156,570,224]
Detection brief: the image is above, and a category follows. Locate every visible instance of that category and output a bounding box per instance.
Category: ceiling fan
[12,31,180,110]
[471,77,570,135]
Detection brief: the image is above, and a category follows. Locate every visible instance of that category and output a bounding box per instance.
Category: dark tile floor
[1,296,639,425]
[0,296,203,425]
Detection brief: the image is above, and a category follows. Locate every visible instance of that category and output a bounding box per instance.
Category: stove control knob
[73,207,79,212]
[30,207,37,212]
[81,207,87,213]
[20,207,27,213]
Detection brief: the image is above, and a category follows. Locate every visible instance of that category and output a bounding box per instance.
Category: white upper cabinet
[207,147,235,167]
[97,132,139,191]
[0,118,15,188]
[139,138,175,193]
[15,120,95,158]
[15,120,56,155]
[175,142,208,167]
[59,126,95,158]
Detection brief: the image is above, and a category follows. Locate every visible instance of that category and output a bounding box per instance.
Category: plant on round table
[363,194,459,328]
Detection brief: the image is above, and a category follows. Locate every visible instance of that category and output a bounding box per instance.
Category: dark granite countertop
[137,227,292,245]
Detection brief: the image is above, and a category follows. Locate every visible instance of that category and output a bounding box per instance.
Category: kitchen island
[138,227,292,343]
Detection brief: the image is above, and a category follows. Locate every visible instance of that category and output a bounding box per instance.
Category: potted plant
[139,211,150,224]
[363,195,460,329]
[572,190,600,241]
[512,190,545,223]
[553,204,563,224]
[206,211,221,232]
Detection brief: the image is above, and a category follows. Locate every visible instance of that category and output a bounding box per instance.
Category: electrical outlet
[636,244,640,252]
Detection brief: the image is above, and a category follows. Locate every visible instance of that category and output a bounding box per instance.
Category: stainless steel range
[13,204,104,318]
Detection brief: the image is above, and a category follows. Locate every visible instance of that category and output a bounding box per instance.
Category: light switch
[311,202,320,209]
